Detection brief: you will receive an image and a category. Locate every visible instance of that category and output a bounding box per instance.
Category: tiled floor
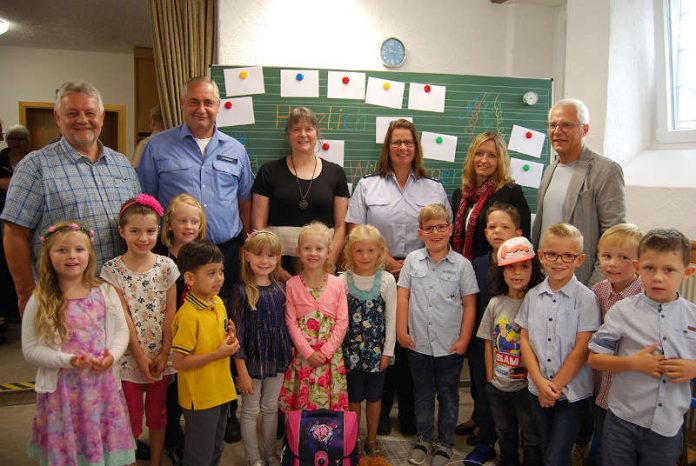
[0,321,489,465]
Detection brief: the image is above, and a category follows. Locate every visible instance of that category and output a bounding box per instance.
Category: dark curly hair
[490,255,546,297]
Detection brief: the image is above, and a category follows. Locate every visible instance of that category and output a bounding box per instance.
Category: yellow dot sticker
[239,70,248,79]
[383,82,391,91]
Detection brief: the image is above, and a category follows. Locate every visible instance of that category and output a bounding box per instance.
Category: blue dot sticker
[296,73,304,81]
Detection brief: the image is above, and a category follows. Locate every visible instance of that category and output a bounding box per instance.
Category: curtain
[149,0,216,128]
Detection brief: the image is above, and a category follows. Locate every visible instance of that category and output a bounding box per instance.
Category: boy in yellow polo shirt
[172,240,239,466]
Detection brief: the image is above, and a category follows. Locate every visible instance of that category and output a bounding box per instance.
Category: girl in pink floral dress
[279,222,349,412]
[22,221,135,466]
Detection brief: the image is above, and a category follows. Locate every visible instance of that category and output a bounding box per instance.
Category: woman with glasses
[252,107,350,281]
[346,118,450,437]
[451,131,531,464]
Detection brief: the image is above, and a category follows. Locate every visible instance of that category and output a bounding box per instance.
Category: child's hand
[135,354,156,382]
[151,352,169,378]
[659,358,696,383]
[70,354,92,369]
[448,339,468,356]
[237,373,254,395]
[217,334,240,357]
[536,378,561,407]
[379,355,391,372]
[632,343,665,378]
[307,351,327,367]
[227,319,236,338]
[91,350,114,372]
[397,332,415,350]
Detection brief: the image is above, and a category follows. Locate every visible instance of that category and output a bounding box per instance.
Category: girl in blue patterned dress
[340,225,397,456]
[22,221,135,466]
[232,230,292,466]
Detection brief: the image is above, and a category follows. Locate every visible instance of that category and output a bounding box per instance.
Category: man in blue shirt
[137,76,254,300]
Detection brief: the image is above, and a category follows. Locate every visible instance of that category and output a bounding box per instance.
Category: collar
[608,275,642,299]
[185,292,218,310]
[536,275,579,297]
[640,291,682,311]
[414,245,457,265]
[60,137,107,164]
[177,123,222,144]
[388,171,416,185]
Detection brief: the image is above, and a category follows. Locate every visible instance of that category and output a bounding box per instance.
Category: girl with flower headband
[100,194,180,466]
[22,220,136,465]
[231,230,292,466]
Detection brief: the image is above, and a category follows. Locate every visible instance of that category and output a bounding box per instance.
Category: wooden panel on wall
[134,47,159,146]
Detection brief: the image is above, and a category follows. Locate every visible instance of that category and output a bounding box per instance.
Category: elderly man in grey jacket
[532,98,626,287]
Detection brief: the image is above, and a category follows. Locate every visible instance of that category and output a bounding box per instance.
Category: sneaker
[465,444,496,464]
[455,419,477,436]
[377,416,392,436]
[408,440,430,465]
[430,447,452,466]
[572,443,589,466]
[224,415,242,443]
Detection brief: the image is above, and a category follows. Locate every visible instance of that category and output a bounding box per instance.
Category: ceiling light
[0,19,9,36]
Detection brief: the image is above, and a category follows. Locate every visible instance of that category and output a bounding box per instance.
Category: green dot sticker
[523,164,530,172]
[435,136,443,144]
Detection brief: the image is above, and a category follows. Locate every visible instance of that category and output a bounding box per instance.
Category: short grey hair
[550,98,590,125]
[181,77,220,102]
[54,80,104,113]
[5,124,31,145]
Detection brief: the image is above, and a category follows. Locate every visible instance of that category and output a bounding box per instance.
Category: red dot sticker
[322,143,330,151]
[342,76,350,84]
[525,131,533,139]
[424,85,432,93]
[224,101,232,109]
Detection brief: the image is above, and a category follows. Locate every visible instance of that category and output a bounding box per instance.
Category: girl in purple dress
[22,221,135,466]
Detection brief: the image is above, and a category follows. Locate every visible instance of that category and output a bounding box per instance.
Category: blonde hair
[540,223,584,252]
[33,221,102,344]
[240,230,283,310]
[161,193,207,248]
[342,224,387,273]
[461,132,514,191]
[418,204,450,227]
[598,223,643,256]
[296,222,333,273]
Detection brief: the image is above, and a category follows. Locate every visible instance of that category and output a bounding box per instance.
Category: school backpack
[281,409,360,466]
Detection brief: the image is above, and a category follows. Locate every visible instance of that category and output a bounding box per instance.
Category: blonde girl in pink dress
[22,221,135,466]
[279,222,349,412]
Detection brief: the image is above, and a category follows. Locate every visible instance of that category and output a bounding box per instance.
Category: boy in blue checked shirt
[396,204,478,466]
[588,228,696,466]
[515,223,601,466]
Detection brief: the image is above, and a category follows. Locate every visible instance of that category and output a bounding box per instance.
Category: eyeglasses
[420,224,450,234]
[542,251,581,263]
[548,121,582,131]
[390,140,415,148]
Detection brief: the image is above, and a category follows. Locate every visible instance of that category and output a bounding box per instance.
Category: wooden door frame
[18,101,127,154]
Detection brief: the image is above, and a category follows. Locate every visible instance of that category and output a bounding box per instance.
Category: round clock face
[523,91,539,106]
[380,37,406,67]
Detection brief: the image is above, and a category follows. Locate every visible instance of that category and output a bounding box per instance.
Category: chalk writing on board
[493,95,505,135]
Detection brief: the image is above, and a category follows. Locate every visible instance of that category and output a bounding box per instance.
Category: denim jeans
[468,339,497,446]
[408,350,464,448]
[529,394,585,466]
[602,410,682,466]
[592,405,607,466]
[486,384,542,466]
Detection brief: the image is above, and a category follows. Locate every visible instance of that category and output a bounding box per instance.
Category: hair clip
[119,193,164,220]
[39,223,95,243]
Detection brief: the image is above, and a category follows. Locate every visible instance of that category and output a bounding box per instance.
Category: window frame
[655,0,696,145]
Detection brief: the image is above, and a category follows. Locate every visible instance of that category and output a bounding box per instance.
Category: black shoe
[277,411,285,439]
[455,419,477,436]
[165,445,184,466]
[224,415,242,443]
[136,440,151,460]
[377,416,392,436]
[466,431,480,446]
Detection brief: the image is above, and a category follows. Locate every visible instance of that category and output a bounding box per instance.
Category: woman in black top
[252,107,349,280]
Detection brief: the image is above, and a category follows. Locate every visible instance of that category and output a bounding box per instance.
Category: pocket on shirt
[212,159,241,191]
[160,159,194,174]
[440,271,461,302]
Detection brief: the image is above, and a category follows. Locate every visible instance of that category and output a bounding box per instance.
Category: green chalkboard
[209,65,552,211]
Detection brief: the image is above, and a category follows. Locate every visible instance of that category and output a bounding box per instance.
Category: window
[656,0,696,144]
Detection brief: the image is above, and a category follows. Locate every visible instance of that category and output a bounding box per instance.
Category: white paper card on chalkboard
[508,125,545,158]
[280,69,319,98]
[375,116,413,143]
[315,140,345,167]
[223,66,265,96]
[365,77,405,109]
[327,71,366,100]
[217,97,255,127]
[421,131,457,163]
[407,82,446,113]
[510,158,544,188]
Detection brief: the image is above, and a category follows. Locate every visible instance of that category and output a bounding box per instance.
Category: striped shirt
[0,138,141,270]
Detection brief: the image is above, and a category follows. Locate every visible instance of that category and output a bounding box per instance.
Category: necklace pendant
[298,199,309,210]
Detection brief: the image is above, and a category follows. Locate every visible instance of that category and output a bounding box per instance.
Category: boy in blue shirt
[588,228,696,466]
[515,223,601,465]
[397,203,478,466]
